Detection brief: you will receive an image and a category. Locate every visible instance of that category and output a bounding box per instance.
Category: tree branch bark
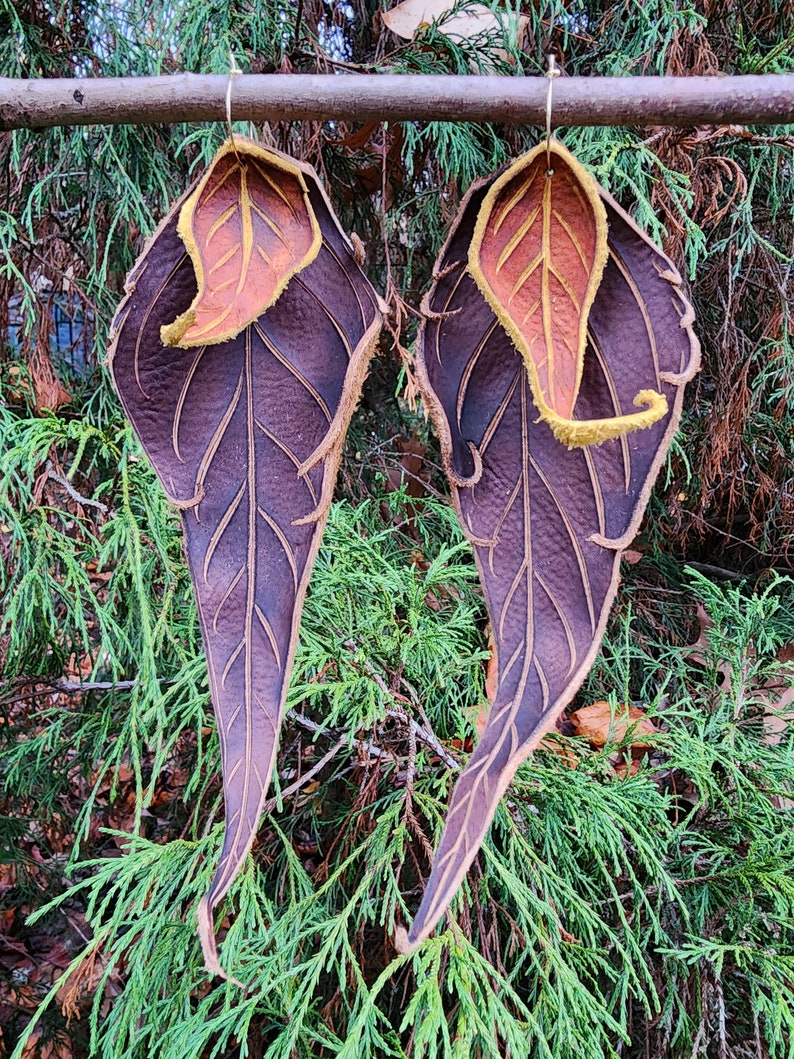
[1,73,793,130]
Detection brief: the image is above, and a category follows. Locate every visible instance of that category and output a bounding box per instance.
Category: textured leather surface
[109,151,383,976]
[161,140,322,348]
[407,174,700,950]
[469,139,607,421]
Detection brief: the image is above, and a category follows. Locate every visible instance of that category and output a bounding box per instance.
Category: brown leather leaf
[400,172,700,953]
[108,147,383,979]
[469,140,668,447]
[161,139,322,349]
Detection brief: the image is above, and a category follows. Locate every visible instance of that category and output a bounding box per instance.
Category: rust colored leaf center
[162,139,322,348]
[469,140,608,422]
[469,140,668,448]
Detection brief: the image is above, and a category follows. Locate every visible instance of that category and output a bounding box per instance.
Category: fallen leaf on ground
[570,700,656,749]
[20,1026,73,1059]
[757,644,794,747]
[614,758,642,779]
[538,735,579,768]
[385,435,428,500]
[470,627,498,740]
[686,606,794,745]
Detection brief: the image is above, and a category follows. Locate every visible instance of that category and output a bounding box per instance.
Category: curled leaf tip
[543,386,669,448]
[160,309,195,348]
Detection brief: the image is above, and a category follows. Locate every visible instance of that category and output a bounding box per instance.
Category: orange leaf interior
[469,139,608,421]
[162,139,322,348]
[469,140,668,447]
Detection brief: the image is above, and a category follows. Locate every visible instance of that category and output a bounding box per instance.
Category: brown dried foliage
[643,19,794,570]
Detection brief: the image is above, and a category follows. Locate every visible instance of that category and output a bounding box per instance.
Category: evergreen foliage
[0,1,793,1056]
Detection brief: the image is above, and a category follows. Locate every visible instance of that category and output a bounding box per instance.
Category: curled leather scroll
[468,140,668,447]
[403,170,700,952]
[109,143,383,978]
[161,141,323,349]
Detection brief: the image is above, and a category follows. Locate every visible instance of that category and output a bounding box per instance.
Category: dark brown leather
[405,174,700,951]
[108,150,383,977]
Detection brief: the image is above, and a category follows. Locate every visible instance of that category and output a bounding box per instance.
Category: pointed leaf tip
[412,163,699,946]
[110,142,384,977]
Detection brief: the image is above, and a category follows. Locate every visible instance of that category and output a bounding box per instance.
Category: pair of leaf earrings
[109,132,699,977]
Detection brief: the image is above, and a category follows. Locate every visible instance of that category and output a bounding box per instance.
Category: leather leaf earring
[468,139,669,446]
[109,137,384,979]
[403,138,700,952]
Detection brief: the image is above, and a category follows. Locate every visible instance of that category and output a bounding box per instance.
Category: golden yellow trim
[468,140,667,448]
[161,137,323,349]
[540,387,668,448]
[161,310,196,348]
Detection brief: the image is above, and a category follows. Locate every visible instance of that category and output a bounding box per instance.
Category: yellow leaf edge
[161,137,323,349]
[544,388,668,447]
[468,138,667,448]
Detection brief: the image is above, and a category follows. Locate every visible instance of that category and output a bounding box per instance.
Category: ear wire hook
[545,53,560,173]
[226,50,242,157]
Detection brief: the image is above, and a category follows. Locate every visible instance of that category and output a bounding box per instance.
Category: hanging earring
[109,104,384,979]
[469,55,669,448]
[402,55,700,952]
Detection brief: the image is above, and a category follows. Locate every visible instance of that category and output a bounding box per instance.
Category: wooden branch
[1,73,793,130]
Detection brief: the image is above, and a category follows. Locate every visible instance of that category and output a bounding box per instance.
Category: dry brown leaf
[538,734,579,768]
[686,607,794,745]
[758,645,794,747]
[382,0,528,69]
[20,1027,73,1059]
[472,628,498,740]
[484,626,498,702]
[684,602,716,668]
[383,435,430,531]
[570,700,656,749]
[614,758,642,779]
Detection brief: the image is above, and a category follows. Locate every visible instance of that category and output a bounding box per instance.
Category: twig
[54,678,141,692]
[292,0,304,48]
[2,73,794,131]
[290,52,374,73]
[286,709,393,764]
[263,736,347,814]
[0,676,176,704]
[399,675,459,767]
[339,638,460,769]
[45,461,108,514]
[384,708,460,770]
[687,561,747,583]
